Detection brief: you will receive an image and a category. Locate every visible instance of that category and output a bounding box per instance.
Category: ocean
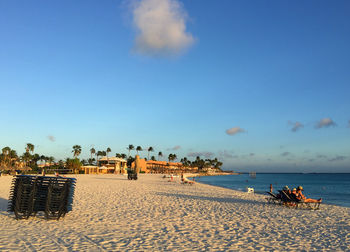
[195,173,350,208]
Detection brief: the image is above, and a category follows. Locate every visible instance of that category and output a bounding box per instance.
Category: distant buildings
[83,157,127,174]
[131,155,198,174]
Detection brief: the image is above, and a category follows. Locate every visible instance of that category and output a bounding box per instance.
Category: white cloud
[167,145,181,151]
[328,155,346,162]
[226,127,246,136]
[132,0,194,55]
[315,118,336,129]
[47,135,56,142]
[289,121,304,132]
[281,152,290,157]
[187,152,214,158]
[218,150,237,159]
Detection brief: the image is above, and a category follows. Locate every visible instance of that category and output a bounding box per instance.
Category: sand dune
[0,174,349,251]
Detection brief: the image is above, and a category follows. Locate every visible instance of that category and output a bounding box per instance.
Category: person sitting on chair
[296,186,322,203]
[282,185,291,196]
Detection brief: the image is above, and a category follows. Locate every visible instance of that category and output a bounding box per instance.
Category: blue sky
[0,0,349,172]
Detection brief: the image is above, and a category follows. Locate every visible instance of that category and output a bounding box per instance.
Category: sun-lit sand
[0,174,349,251]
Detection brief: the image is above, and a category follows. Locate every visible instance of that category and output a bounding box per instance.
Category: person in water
[296,186,322,203]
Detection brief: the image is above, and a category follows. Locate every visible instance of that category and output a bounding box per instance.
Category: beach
[0,174,349,251]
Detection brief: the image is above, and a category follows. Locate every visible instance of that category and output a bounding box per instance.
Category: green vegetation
[0,143,224,174]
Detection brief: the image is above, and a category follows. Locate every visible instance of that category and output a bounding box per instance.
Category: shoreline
[1,174,349,251]
[191,173,350,209]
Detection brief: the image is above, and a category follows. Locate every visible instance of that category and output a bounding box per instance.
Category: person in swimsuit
[296,186,322,203]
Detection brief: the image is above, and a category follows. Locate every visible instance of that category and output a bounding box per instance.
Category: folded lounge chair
[8,175,76,220]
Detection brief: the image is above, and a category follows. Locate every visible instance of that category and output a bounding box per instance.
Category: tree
[106,147,111,158]
[88,158,95,165]
[90,148,96,161]
[158,151,163,161]
[147,146,154,160]
[168,154,173,162]
[40,155,46,165]
[136,146,143,155]
[127,144,134,157]
[26,143,34,154]
[1,147,11,167]
[72,145,82,158]
[151,156,156,161]
[66,158,81,174]
[96,151,103,160]
[30,153,40,170]
[21,152,32,168]
[48,156,55,167]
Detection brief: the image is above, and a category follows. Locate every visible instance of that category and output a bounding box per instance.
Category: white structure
[97,157,127,174]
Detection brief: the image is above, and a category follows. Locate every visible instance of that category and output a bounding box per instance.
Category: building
[131,155,198,174]
[83,157,127,174]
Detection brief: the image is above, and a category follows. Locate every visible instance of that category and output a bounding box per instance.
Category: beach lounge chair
[288,191,321,210]
[279,190,321,210]
[266,191,282,204]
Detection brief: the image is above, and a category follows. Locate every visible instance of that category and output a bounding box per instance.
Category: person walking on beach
[296,186,322,203]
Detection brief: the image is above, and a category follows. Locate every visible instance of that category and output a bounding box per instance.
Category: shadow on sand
[156,192,265,206]
[0,197,9,215]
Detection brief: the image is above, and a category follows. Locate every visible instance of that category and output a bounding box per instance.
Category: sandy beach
[0,174,349,251]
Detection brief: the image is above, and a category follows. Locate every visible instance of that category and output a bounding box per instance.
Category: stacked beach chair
[8,175,76,220]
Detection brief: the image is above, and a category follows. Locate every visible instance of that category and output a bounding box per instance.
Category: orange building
[131,155,197,174]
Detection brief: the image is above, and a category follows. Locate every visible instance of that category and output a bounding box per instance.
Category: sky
[0,0,349,172]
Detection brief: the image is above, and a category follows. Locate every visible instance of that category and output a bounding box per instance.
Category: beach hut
[83,165,99,174]
[97,157,127,174]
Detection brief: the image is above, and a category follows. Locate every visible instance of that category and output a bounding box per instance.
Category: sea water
[195,173,350,208]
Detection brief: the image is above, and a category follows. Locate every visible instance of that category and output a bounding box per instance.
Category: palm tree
[22,152,31,168]
[32,153,40,167]
[26,143,34,154]
[40,155,46,165]
[127,144,134,157]
[106,147,111,158]
[147,147,154,160]
[88,158,95,165]
[96,151,103,162]
[90,148,96,161]
[1,147,11,167]
[136,146,143,155]
[168,153,173,162]
[72,145,82,158]
[158,151,163,161]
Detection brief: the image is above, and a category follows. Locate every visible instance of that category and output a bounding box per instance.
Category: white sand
[0,174,349,251]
